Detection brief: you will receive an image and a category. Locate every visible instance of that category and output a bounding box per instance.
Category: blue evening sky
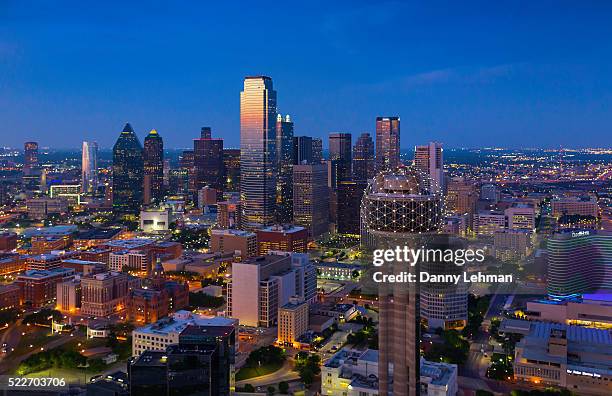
[0,1,611,149]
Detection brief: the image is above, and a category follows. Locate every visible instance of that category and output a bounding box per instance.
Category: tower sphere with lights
[361,165,445,239]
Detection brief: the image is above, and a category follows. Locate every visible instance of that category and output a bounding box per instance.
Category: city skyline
[2,2,612,149]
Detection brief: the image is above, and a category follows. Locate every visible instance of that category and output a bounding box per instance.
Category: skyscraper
[240,76,277,230]
[81,141,98,194]
[352,132,375,181]
[328,132,352,182]
[375,116,401,171]
[276,114,294,224]
[194,127,224,193]
[23,141,39,172]
[293,136,313,165]
[336,180,367,235]
[312,138,323,163]
[143,130,164,204]
[547,230,612,298]
[223,149,240,191]
[361,166,444,396]
[112,123,144,215]
[414,142,444,191]
[293,164,329,238]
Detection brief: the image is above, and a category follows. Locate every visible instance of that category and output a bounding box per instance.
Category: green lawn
[235,361,283,381]
[24,367,92,386]
[13,326,60,355]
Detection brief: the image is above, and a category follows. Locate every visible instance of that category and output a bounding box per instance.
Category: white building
[227,252,316,327]
[132,310,237,357]
[140,207,172,232]
[321,348,458,396]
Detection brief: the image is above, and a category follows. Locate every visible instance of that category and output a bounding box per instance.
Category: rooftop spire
[122,123,134,133]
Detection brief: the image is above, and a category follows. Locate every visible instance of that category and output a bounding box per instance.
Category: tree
[242,384,255,392]
[267,385,276,395]
[278,381,289,394]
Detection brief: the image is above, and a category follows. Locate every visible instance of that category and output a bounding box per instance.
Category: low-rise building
[210,229,257,258]
[0,284,21,310]
[0,232,17,252]
[80,271,129,317]
[15,268,75,307]
[316,262,362,281]
[131,310,237,356]
[140,207,173,233]
[256,224,308,255]
[56,278,82,313]
[511,320,612,395]
[26,254,62,270]
[0,254,26,275]
[525,294,612,328]
[277,297,309,346]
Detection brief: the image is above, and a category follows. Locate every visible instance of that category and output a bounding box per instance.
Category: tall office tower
[547,230,612,298]
[375,116,401,171]
[112,123,144,215]
[293,136,313,165]
[81,141,98,194]
[420,237,468,331]
[446,177,478,216]
[143,130,164,204]
[240,76,277,230]
[329,132,352,182]
[312,138,323,163]
[222,149,240,191]
[23,141,39,171]
[179,150,195,195]
[293,164,329,238]
[162,159,170,187]
[194,127,224,193]
[276,114,295,223]
[336,180,367,235]
[352,132,375,181]
[361,166,444,396]
[480,183,500,202]
[414,142,444,191]
[200,126,212,139]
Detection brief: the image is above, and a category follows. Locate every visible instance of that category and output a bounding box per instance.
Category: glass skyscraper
[143,129,164,204]
[112,123,144,215]
[376,116,401,171]
[194,127,224,193]
[81,141,98,194]
[276,113,294,223]
[328,132,352,183]
[353,132,375,181]
[240,76,277,230]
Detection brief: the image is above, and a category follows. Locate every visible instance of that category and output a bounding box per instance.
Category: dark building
[336,180,367,235]
[129,325,235,396]
[128,351,168,396]
[179,150,195,196]
[293,136,313,165]
[329,133,352,182]
[276,114,294,223]
[375,116,401,171]
[353,132,375,181]
[194,127,224,193]
[112,123,144,215]
[222,149,240,191]
[178,325,236,396]
[23,141,39,171]
[312,138,323,164]
[87,370,129,396]
[143,129,164,204]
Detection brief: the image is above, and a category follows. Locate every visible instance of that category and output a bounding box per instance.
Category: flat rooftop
[76,228,123,240]
[135,310,236,336]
